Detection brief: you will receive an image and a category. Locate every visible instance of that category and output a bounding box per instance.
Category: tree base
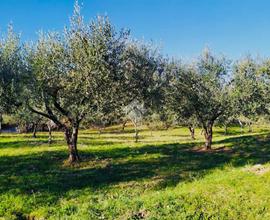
[68,153,80,164]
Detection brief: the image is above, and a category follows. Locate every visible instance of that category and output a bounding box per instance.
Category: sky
[1,0,270,60]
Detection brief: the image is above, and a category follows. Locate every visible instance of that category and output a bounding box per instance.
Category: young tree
[167,50,231,149]
[124,100,146,142]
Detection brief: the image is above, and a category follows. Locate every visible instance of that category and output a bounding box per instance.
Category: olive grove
[0,3,269,163]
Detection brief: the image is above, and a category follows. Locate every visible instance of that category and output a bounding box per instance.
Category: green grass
[1,125,270,219]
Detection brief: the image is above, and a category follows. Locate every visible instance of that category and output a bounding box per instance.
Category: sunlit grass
[1,124,270,219]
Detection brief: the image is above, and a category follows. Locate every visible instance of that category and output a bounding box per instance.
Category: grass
[1,125,270,219]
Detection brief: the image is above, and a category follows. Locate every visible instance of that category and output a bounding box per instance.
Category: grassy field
[1,125,270,219]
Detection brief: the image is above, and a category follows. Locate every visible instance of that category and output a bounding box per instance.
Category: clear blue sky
[1,0,270,60]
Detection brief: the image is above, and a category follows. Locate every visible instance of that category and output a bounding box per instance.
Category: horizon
[1,0,270,60]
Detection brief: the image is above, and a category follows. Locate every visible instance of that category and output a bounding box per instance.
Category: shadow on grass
[214,128,270,136]
[1,132,270,208]
[0,139,54,148]
[215,133,270,166]
[0,138,118,149]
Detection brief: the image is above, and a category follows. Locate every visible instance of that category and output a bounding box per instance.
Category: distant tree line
[0,2,269,163]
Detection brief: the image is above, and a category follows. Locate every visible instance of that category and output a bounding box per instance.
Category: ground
[1,125,270,219]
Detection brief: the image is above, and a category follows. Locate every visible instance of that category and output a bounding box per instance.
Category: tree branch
[52,95,74,123]
[28,104,64,128]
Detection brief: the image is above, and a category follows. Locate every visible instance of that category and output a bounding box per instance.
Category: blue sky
[1,0,270,60]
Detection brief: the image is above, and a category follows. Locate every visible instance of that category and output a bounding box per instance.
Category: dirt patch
[245,164,270,175]
[131,209,149,219]
[191,146,234,153]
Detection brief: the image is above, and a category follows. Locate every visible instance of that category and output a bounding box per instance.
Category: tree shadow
[214,133,270,166]
[0,138,118,149]
[1,132,270,214]
[0,139,55,148]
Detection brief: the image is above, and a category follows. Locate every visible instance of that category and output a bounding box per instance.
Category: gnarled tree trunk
[204,122,213,150]
[64,126,80,163]
[188,126,195,139]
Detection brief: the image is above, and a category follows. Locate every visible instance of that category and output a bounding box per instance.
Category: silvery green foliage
[122,41,165,109]
[121,41,167,132]
[80,40,164,129]
[165,60,199,128]
[190,50,231,126]
[232,56,267,122]
[22,1,164,160]
[14,105,43,133]
[254,58,270,119]
[0,25,24,114]
[166,49,232,148]
[180,49,231,127]
[26,4,130,129]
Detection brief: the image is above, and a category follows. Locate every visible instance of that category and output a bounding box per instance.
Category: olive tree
[0,26,24,131]
[232,57,267,132]
[25,5,131,163]
[25,3,158,163]
[121,41,165,139]
[167,50,231,149]
[165,61,199,139]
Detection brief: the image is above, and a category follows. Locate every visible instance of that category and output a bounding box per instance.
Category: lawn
[1,125,270,219]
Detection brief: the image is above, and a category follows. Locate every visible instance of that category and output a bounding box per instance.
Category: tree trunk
[238,119,243,133]
[134,127,139,143]
[200,128,204,135]
[64,126,80,163]
[48,126,52,144]
[248,122,252,133]
[188,126,195,139]
[204,123,213,150]
[99,128,102,135]
[224,124,228,135]
[122,120,127,131]
[164,122,170,130]
[32,123,37,138]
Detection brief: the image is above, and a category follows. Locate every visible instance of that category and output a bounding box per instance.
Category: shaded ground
[0,126,270,219]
